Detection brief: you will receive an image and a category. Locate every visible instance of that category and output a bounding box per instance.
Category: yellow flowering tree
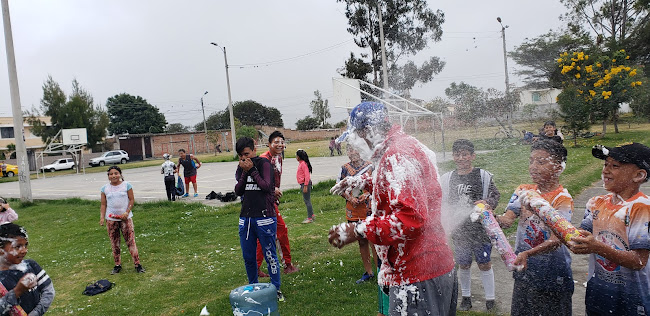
[556,49,645,136]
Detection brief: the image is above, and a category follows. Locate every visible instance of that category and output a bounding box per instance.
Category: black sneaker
[277,290,285,302]
[486,300,496,312]
[135,264,145,273]
[110,265,122,275]
[458,296,472,311]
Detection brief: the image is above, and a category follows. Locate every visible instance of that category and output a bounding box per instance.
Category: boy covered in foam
[0,223,54,315]
[496,139,574,316]
[569,142,650,315]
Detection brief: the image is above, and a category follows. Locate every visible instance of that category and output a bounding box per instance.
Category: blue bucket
[229,283,279,316]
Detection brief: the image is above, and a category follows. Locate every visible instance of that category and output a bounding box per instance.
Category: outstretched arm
[570,230,650,270]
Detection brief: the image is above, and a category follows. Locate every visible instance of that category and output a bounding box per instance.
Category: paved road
[0,155,350,205]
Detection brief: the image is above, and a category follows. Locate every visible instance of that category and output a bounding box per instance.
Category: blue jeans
[239,217,280,290]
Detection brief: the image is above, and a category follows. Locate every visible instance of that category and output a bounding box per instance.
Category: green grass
[9,124,650,315]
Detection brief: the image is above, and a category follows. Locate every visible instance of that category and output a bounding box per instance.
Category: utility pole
[2,0,32,202]
[497,17,512,129]
[377,3,389,92]
[211,43,237,157]
[200,91,209,153]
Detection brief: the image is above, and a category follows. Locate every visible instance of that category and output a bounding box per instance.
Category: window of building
[532,91,542,102]
[0,127,14,139]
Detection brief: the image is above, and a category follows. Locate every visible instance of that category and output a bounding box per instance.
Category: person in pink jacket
[0,198,18,223]
[296,150,314,223]
[329,102,456,316]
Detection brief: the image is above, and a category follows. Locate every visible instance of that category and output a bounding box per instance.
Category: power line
[229,39,355,68]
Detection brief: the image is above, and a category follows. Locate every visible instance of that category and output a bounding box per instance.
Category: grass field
[7,121,650,315]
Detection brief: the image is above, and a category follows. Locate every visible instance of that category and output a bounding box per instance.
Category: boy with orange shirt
[497,139,574,316]
[569,143,650,315]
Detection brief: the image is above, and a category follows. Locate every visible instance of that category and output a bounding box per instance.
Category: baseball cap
[163,153,170,160]
[592,143,650,179]
[337,101,388,143]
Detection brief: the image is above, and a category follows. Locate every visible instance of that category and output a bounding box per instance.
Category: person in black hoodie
[234,137,284,301]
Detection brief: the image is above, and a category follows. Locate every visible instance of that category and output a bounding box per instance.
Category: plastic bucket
[229,283,279,316]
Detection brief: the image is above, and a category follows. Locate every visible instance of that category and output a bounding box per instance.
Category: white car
[40,158,76,172]
[89,150,129,167]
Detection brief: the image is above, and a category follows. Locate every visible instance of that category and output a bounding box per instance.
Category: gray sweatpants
[389,268,458,316]
[300,182,313,218]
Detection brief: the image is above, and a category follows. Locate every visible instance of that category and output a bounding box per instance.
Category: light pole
[210,42,236,157]
[2,0,32,201]
[497,17,512,128]
[200,91,209,153]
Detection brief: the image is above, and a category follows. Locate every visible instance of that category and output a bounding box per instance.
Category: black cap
[593,143,650,179]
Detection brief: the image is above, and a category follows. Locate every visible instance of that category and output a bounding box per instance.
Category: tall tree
[339,52,373,80]
[560,0,649,50]
[337,0,445,88]
[232,100,283,127]
[510,30,593,88]
[388,57,445,95]
[106,93,167,134]
[557,85,593,145]
[310,90,331,128]
[27,77,108,149]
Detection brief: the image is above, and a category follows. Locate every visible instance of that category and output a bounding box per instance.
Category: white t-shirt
[161,160,176,177]
[101,181,133,221]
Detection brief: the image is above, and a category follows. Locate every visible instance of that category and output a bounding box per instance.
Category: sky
[0,0,567,130]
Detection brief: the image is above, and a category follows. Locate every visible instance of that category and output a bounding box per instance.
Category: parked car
[3,164,18,177]
[89,150,129,167]
[40,158,76,172]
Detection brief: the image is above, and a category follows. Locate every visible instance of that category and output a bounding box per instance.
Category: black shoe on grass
[135,264,145,273]
[110,265,122,275]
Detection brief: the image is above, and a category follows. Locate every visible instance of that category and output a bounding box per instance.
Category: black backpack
[221,191,237,202]
[82,279,114,296]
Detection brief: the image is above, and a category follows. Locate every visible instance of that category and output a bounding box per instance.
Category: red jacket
[358,126,454,286]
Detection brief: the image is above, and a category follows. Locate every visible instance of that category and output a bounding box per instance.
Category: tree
[337,0,445,88]
[310,90,331,128]
[557,85,592,146]
[510,30,593,88]
[424,96,451,114]
[629,75,650,119]
[296,116,321,131]
[166,123,190,133]
[560,0,648,51]
[388,57,445,95]
[237,126,258,139]
[445,82,486,126]
[334,120,348,128]
[232,100,283,127]
[27,77,109,149]
[339,52,373,80]
[556,49,645,135]
[106,93,167,134]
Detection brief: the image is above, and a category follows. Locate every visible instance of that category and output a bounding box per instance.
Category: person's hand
[302,186,308,194]
[239,158,253,172]
[14,273,37,297]
[121,212,129,220]
[196,163,201,169]
[99,217,105,226]
[274,188,282,199]
[569,229,597,254]
[514,252,528,271]
[350,197,359,207]
[474,200,490,210]
[328,223,359,249]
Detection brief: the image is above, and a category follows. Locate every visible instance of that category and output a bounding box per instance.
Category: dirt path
[463,180,650,315]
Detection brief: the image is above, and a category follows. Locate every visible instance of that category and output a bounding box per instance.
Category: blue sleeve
[506,190,522,216]
[580,206,594,233]
[126,182,133,191]
[100,184,106,193]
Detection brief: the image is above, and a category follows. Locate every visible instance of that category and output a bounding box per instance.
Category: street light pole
[497,17,512,128]
[2,0,32,202]
[210,42,236,157]
[200,91,209,153]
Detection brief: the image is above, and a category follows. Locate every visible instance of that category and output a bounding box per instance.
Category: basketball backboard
[62,128,88,145]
